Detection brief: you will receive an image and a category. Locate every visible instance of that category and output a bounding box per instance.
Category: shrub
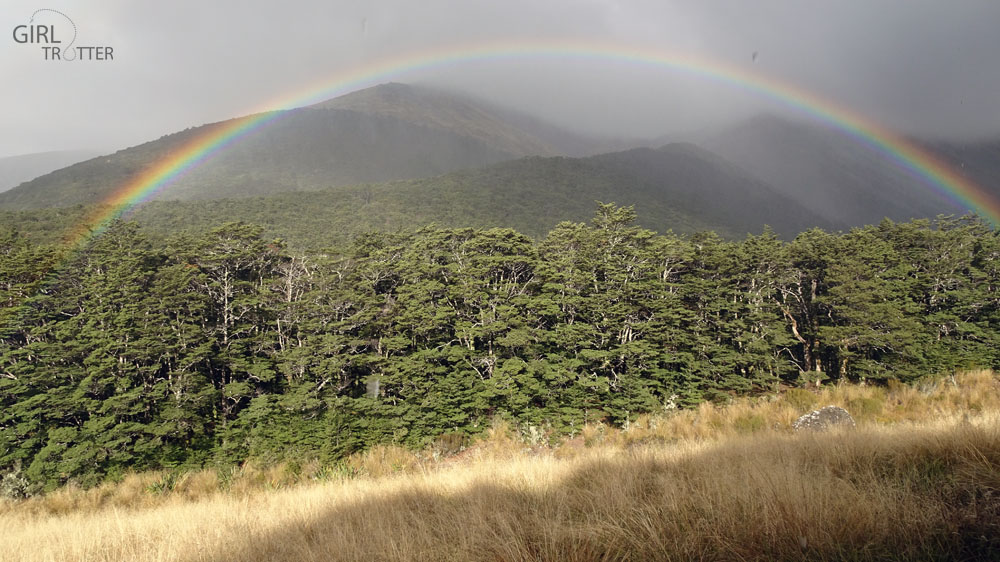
[732,413,766,434]
[847,396,884,420]
[784,388,820,412]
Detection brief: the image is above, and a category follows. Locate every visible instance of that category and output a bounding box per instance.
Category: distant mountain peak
[0,82,610,210]
[311,82,443,110]
[312,82,562,157]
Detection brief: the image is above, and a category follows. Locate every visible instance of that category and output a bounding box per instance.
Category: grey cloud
[2,0,999,156]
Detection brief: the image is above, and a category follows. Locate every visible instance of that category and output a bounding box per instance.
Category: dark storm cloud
[3,0,999,156]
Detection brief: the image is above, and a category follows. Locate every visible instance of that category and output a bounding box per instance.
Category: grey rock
[793,406,856,432]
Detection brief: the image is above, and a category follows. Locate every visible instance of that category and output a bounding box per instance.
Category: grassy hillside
[3,371,998,561]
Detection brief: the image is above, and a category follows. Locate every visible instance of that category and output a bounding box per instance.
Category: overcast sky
[3,0,1000,157]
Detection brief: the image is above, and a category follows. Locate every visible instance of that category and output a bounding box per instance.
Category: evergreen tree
[2,209,997,489]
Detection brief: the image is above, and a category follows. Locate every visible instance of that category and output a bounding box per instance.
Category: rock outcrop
[793,406,856,432]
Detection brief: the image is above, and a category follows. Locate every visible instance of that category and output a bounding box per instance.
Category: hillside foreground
[2,371,999,561]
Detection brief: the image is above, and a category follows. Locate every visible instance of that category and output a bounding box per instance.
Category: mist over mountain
[582,143,831,235]
[700,114,982,227]
[2,144,821,250]
[0,150,103,193]
[0,113,500,209]
[134,142,823,246]
[0,84,615,211]
[316,82,619,157]
[0,83,995,238]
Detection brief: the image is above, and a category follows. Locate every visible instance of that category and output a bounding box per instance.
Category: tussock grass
[2,371,999,561]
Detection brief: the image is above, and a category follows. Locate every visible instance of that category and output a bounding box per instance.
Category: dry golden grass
[2,371,999,561]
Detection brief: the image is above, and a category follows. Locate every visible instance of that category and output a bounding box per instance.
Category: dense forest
[0,145,825,252]
[2,204,998,491]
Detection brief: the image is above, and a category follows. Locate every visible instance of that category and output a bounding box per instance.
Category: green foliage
[732,413,767,434]
[0,147,826,251]
[847,396,885,420]
[0,207,998,490]
[784,388,820,411]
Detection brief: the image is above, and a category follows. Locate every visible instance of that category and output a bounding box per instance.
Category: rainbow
[71,39,999,244]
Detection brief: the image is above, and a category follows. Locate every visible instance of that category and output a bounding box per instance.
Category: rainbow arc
[70,39,999,245]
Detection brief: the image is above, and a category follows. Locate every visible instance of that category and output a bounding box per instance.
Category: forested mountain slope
[0,84,604,210]
[316,82,613,156]
[0,150,103,193]
[0,144,829,249]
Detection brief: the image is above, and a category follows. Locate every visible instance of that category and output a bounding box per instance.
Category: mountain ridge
[0,83,611,211]
[0,150,104,193]
[1,84,996,237]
